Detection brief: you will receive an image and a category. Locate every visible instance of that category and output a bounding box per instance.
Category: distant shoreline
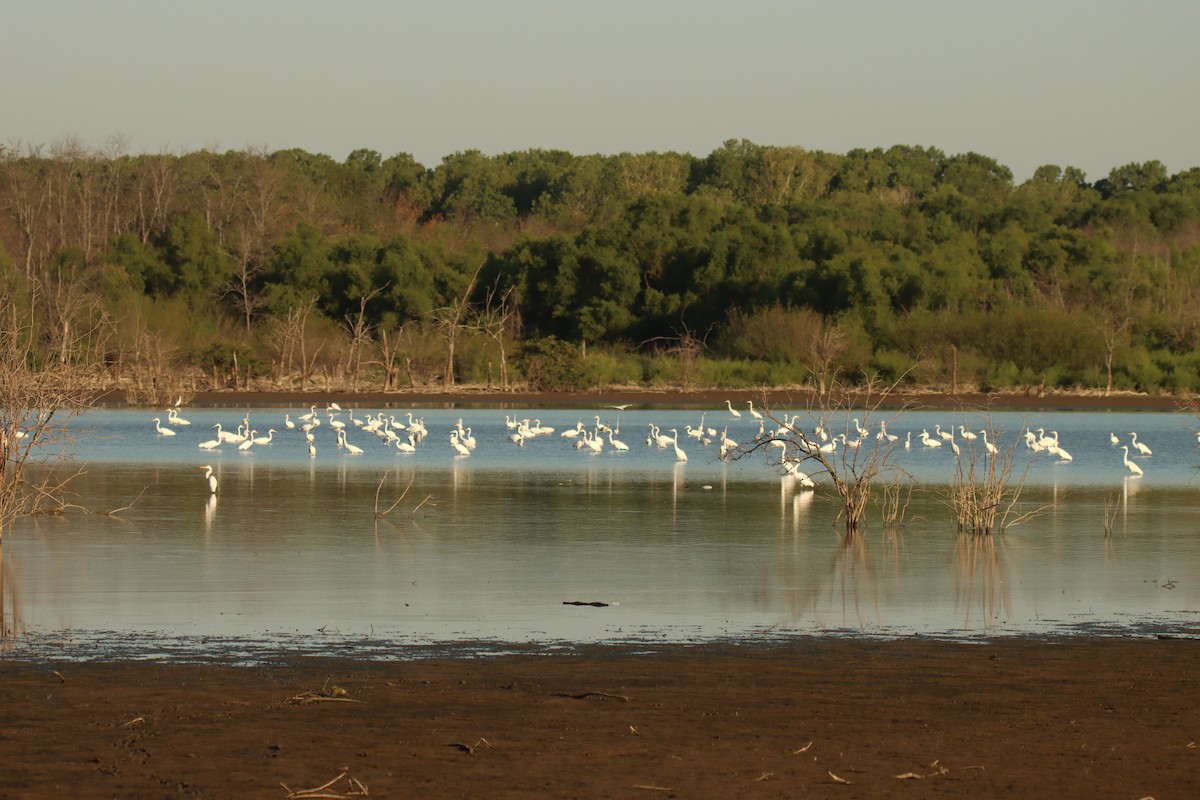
[96,386,1192,412]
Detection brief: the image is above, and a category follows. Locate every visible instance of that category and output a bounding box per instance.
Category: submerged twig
[374,467,432,518]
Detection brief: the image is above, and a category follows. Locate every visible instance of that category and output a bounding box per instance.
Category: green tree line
[2,137,1198,399]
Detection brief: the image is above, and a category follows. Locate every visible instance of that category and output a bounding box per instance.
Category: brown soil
[3,639,1197,798]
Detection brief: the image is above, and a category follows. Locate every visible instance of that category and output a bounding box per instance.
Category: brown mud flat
[102,386,1192,412]
[2,638,1197,798]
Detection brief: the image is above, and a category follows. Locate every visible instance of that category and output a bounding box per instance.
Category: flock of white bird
[150,398,1185,496]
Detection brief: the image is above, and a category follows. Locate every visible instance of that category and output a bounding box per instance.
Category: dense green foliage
[2,138,1199,395]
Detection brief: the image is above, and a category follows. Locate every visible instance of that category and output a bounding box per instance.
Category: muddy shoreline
[3,638,1197,798]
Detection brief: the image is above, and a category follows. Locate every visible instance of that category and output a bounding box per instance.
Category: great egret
[338,429,364,455]
[450,431,471,457]
[1129,431,1152,456]
[284,414,295,430]
[608,430,629,451]
[747,400,763,419]
[238,433,255,452]
[1109,432,1119,445]
[1121,445,1144,476]
[920,429,942,448]
[214,423,239,443]
[959,425,977,441]
[396,434,416,453]
[725,400,742,418]
[653,425,674,449]
[152,418,176,437]
[199,465,218,493]
[669,429,687,462]
[782,459,815,487]
[168,408,191,426]
[252,429,276,446]
[979,430,999,455]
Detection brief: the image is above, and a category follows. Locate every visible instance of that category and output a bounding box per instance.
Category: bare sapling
[731,373,911,535]
[942,415,1048,536]
[0,295,108,542]
[878,478,915,530]
[1102,493,1120,538]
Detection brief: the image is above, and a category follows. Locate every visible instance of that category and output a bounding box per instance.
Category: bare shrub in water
[942,416,1048,536]
[732,374,911,535]
[0,297,108,542]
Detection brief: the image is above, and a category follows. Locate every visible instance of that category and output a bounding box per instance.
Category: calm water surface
[3,405,1199,661]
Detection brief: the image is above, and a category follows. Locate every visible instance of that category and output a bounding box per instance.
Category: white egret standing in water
[199,465,218,493]
[1121,445,1144,477]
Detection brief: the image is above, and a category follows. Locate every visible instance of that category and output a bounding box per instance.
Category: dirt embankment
[2,639,1197,798]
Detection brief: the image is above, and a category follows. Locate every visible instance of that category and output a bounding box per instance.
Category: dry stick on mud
[731,373,912,535]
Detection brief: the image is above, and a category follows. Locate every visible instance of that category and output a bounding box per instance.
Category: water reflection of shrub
[953,532,1012,629]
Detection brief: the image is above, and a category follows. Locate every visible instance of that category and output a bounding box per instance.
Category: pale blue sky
[5,1,1197,181]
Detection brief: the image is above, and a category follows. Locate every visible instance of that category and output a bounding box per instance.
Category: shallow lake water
[3,404,1199,661]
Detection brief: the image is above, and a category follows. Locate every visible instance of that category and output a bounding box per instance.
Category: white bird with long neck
[1121,445,1144,476]
[338,429,364,455]
[725,400,741,418]
[450,431,471,457]
[669,429,687,462]
[152,418,176,437]
[1129,431,1152,456]
[199,465,218,494]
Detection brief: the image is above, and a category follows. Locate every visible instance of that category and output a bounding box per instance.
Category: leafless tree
[268,296,320,389]
[0,297,108,542]
[377,322,413,391]
[471,281,516,390]
[343,287,385,391]
[730,373,910,535]
[430,258,486,388]
[811,321,847,400]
